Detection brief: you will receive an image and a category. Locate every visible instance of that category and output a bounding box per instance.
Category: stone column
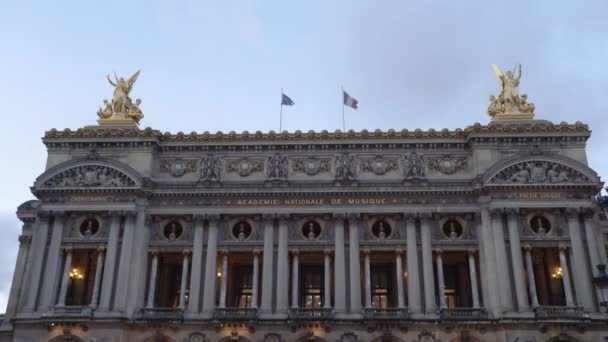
[276,215,289,314]
[333,214,347,314]
[491,209,513,312]
[523,245,539,307]
[179,251,190,309]
[558,245,575,307]
[405,215,421,313]
[126,210,151,317]
[363,249,372,309]
[419,214,436,313]
[252,249,261,309]
[480,205,500,317]
[395,248,405,309]
[89,248,105,308]
[291,249,299,309]
[260,215,274,315]
[3,234,31,326]
[435,249,446,309]
[187,215,205,313]
[113,212,136,312]
[467,249,480,308]
[583,210,601,276]
[506,209,529,312]
[146,252,159,308]
[202,215,219,315]
[40,211,66,311]
[99,212,121,311]
[324,249,332,309]
[219,250,228,308]
[566,209,595,310]
[348,214,362,314]
[57,248,73,307]
[23,214,50,312]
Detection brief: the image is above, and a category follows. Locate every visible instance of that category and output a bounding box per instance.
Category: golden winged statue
[97,70,144,125]
[488,64,535,120]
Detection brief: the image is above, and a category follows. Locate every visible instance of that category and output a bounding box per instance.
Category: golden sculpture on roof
[97,70,144,126]
[488,64,535,121]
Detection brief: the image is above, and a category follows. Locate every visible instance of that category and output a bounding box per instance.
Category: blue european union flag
[281,93,294,106]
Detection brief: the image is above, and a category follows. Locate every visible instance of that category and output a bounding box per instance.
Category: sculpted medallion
[159,159,197,177]
[292,157,330,176]
[360,155,397,175]
[200,155,222,182]
[428,155,467,174]
[226,158,264,177]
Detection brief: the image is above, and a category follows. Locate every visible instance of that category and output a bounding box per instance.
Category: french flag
[343,91,358,109]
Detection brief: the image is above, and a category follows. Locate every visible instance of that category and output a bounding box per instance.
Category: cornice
[43,121,590,144]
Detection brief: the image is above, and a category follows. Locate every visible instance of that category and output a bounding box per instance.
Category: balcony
[138,307,184,321]
[439,308,489,321]
[534,306,587,320]
[288,308,333,320]
[214,307,258,320]
[43,306,94,319]
[363,307,409,320]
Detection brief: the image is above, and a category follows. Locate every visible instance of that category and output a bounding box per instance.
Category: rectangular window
[371,266,392,309]
[301,266,324,308]
[234,266,253,308]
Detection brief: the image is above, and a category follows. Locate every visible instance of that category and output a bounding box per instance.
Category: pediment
[485,156,598,186]
[35,159,141,190]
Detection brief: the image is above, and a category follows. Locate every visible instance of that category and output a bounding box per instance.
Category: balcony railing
[363,307,409,320]
[288,307,333,320]
[534,306,586,320]
[439,308,489,320]
[45,306,94,318]
[138,307,184,321]
[214,307,258,320]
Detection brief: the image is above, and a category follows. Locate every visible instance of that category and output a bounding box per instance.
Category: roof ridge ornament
[97,70,143,126]
[488,64,535,121]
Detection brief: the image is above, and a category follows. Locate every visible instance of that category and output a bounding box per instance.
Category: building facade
[1,118,608,342]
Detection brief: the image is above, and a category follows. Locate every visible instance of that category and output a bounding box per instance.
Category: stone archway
[49,335,84,342]
[544,334,582,342]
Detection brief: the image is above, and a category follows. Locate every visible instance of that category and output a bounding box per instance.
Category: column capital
[121,210,137,218]
[581,208,596,220]
[564,208,580,219]
[404,214,416,224]
[522,244,533,252]
[61,246,73,253]
[433,248,443,254]
[261,213,275,223]
[489,208,503,218]
[150,249,160,256]
[558,244,569,252]
[332,213,347,221]
[253,248,263,255]
[192,214,206,223]
[418,212,433,221]
[182,249,192,256]
[290,249,299,256]
[219,248,230,255]
[361,248,371,255]
[37,210,52,220]
[395,247,404,255]
[18,235,31,244]
[51,210,67,218]
[207,214,222,222]
[97,246,106,253]
[505,208,520,216]
[277,213,290,222]
[346,213,360,221]
[323,248,333,256]
[108,210,122,218]
[467,248,478,255]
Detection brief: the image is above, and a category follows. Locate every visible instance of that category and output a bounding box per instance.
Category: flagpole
[341,86,345,131]
[280,88,283,132]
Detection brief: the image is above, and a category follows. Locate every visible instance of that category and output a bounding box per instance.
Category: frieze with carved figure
[489,161,590,184]
[42,165,137,188]
[267,153,289,181]
[403,152,425,179]
[335,153,357,181]
[200,154,222,182]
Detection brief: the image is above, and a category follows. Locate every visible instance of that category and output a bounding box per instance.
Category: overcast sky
[0,0,607,312]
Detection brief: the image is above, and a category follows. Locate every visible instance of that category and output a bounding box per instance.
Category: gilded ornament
[97,70,144,126]
[487,64,535,121]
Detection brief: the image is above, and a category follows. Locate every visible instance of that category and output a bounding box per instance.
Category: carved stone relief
[159,158,197,177]
[267,153,288,181]
[263,333,283,342]
[340,333,359,342]
[200,155,222,182]
[226,158,264,177]
[187,333,206,342]
[43,165,137,188]
[490,161,590,184]
[360,155,398,175]
[335,153,357,181]
[153,218,192,242]
[69,215,106,239]
[292,157,330,176]
[403,152,425,179]
[428,155,467,174]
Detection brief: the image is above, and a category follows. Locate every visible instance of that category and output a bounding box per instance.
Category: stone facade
[1,120,608,342]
